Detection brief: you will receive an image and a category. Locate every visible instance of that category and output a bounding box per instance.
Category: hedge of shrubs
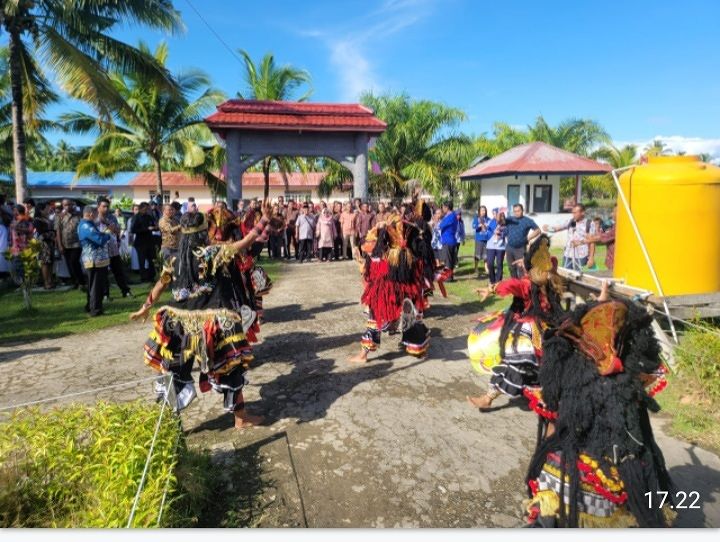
[0,400,213,527]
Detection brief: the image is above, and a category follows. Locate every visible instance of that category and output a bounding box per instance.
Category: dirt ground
[1,259,719,527]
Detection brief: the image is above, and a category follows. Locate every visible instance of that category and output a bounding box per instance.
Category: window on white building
[532,185,553,213]
[149,190,170,204]
[507,185,520,209]
[285,192,311,202]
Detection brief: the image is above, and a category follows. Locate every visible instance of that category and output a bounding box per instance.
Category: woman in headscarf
[316,207,337,262]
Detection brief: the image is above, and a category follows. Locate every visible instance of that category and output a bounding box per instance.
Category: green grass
[0,281,164,345]
[656,326,720,454]
[0,259,283,345]
[442,241,607,310]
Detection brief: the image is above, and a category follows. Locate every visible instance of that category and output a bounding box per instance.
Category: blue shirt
[431,223,443,251]
[504,215,538,249]
[486,220,506,250]
[78,218,111,268]
[439,211,458,247]
[455,215,466,244]
[472,215,492,242]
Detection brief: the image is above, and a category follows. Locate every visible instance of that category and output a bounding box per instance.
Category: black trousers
[135,243,156,282]
[298,238,313,262]
[85,266,108,316]
[268,235,283,258]
[106,254,130,296]
[286,228,297,259]
[333,236,343,260]
[506,246,526,279]
[64,247,86,286]
[320,247,332,261]
[486,249,505,284]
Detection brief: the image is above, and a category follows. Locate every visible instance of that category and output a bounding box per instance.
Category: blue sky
[45,0,720,155]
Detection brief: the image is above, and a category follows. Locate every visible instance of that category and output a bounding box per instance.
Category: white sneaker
[240,304,257,330]
[176,382,197,411]
[400,298,416,332]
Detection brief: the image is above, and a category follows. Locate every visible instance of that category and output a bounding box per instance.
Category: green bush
[675,326,720,401]
[113,194,135,211]
[0,401,210,528]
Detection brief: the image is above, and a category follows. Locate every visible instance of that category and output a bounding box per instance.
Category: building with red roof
[459,142,611,215]
[25,170,345,208]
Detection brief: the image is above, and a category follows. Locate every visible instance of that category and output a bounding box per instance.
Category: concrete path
[1,260,719,527]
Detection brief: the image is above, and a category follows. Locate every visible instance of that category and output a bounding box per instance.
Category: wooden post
[575,174,582,205]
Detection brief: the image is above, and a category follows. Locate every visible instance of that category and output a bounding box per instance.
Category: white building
[460,142,612,243]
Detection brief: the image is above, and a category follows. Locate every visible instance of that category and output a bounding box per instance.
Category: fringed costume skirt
[143,306,254,411]
[489,319,543,398]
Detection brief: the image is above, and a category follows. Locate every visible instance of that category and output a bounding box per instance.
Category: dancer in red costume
[467,235,566,410]
[348,212,432,363]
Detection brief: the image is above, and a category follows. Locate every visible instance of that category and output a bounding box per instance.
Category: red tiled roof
[240,172,326,187]
[130,171,206,187]
[205,99,387,133]
[460,142,612,179]
[129,171,327,188]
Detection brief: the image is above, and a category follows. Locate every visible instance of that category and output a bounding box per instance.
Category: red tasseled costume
[494,276,551,322]
[361,259,424,328]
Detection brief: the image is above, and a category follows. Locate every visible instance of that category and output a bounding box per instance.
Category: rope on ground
[0,375,159,412]
[127,373,174,528]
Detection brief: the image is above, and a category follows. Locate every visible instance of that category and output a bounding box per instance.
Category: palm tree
[476,116,610,158]
[585,144,638,198]
[699,152,715,163]
[0,45,58,177]
[591,143,637,169]
[527,116,610,156]
[238,50,312,199]
[1,0,182,203]
[644,139,669,157]
[359,92,472,200]
[317,158,354,198]
[62,42,225,195]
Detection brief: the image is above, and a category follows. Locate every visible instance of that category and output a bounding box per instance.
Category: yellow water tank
[614,155,720,296]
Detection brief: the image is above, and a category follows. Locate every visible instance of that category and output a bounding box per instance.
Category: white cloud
[329,40,379,102]
[617,136,720,163]
[301,0,436,101]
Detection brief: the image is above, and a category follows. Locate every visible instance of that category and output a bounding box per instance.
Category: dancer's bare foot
[467,394,495,410]
[348,350,369,363]
[234,409,264,429]
[598,279,611,302]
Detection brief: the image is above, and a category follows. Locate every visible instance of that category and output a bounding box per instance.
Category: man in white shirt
[543,203,596,271]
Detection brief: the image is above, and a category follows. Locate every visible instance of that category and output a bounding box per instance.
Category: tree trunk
[262,157,271,200]
[154,158,164,201]
[9,30,28,204]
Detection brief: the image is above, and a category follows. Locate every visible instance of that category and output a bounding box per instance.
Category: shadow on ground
[188,432,283,527]
[262,301,357,324]
[669,445,720,527]
[0,347,61,363]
